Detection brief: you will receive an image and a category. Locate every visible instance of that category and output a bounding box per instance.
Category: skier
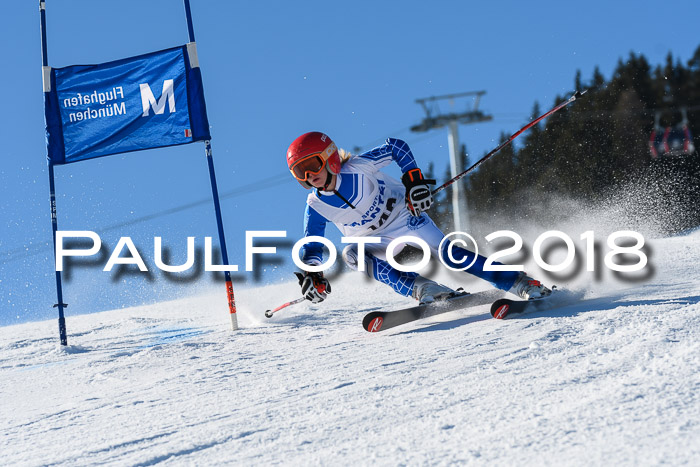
[287,131,552,305]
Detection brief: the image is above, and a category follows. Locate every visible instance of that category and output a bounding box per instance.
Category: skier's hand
[402,168,436,216]
[295,271,331,303]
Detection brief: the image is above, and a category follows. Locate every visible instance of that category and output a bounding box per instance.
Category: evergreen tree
[468,47,700,231]
[440,45,699,233]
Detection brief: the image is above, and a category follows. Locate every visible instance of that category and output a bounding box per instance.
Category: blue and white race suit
[300,138,519,297]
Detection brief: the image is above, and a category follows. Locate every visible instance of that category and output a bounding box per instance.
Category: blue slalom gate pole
[48,164,68,345]
[183,0,196,45]
[184,0,238,329]
[204,141,238,330]
[40,0,68,345]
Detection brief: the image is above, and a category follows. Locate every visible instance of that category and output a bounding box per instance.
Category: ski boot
[508,272,552,300]
[412,277,455,304]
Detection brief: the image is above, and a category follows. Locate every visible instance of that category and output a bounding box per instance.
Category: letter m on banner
[141,80,176,116]
[40,0,238,346]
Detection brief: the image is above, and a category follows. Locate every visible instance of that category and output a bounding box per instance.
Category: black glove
[295,271,331,303]
[402,168,436,216]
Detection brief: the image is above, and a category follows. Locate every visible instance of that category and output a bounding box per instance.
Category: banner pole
[39,1,48,65]
[40,0,68,345]
[183,1,238,330]
[183,0,196,42]
[48,163,68,345]
[204,141,239,330]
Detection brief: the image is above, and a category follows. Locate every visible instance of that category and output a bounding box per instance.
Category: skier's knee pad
[342,244,359,270]
[342,244,373,277]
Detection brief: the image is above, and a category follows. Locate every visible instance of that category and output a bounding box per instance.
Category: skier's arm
[358,138,435,216]
[357,138,419,174]
[300,204,328,266]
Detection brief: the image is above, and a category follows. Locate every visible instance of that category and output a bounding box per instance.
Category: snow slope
[1,231,699,465]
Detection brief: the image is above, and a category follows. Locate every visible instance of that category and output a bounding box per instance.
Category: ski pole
[432,90,586,196]
[264,297,306,318]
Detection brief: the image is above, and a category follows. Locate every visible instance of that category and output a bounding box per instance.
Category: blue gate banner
[44,45,210,164]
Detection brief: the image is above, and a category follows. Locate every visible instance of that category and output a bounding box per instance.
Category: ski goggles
[290,153,327,181]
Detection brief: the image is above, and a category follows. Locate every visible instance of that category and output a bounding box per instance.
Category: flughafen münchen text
[61,79,175,123]
[62,87,126,122]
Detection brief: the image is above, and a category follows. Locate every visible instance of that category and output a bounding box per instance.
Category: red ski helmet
[287,132,341,188]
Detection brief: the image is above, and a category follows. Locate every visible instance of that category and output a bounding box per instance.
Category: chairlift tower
[411,91,492,232]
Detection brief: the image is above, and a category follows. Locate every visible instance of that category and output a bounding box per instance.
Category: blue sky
[1,0,699,326]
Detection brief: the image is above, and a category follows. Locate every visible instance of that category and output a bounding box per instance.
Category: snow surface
[1,231,699,465]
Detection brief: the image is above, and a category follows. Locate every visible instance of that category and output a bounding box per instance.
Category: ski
[363,290,504,332]
[490,295,555,319]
